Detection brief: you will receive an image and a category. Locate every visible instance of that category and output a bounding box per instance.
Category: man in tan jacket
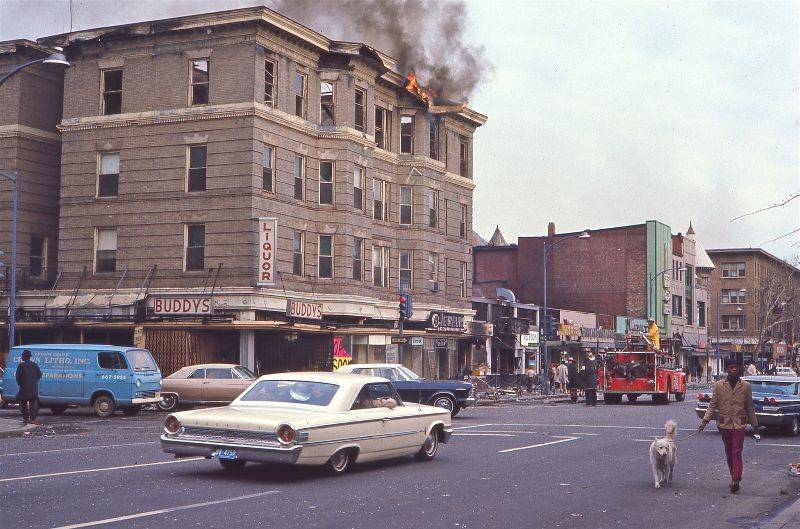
[698,358,760,493]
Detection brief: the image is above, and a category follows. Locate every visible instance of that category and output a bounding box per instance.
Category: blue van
[1,344,162,417]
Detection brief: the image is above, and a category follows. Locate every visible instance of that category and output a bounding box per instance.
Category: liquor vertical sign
[258,217,277,286]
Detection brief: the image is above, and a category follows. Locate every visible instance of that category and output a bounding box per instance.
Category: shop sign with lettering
[153,297,212,315]
[258,217,277,286]
[434,338,449,348]
[427,311,466,333]
[332,336,352,370]
[286,299,323,320]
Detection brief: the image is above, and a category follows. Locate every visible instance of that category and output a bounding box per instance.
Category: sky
[1,0,798,258]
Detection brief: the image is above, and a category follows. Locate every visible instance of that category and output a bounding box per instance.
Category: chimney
[547,222,556,237]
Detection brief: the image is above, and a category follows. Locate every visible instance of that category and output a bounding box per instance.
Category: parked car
[161,371,452,474]
[775,367,798,377]
[695,375,800,436]
[158,363,256,411]
[336,363,475,416]
[0,344,162,417]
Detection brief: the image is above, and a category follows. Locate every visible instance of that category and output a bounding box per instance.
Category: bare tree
[754,258,800,366]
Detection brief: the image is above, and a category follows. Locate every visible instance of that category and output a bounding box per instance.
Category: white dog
[649,420,677,489]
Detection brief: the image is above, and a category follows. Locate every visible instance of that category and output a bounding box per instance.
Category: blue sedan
[695,376,800,436]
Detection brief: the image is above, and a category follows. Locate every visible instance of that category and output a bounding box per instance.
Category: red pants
[720,428,746,481]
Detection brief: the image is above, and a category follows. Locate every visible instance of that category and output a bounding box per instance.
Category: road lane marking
[0,457,204,483]
[0,441,158,458]
[569,433,600,436]
[499,436,578,453]
[452,423,495,430]
[495,423,697,432]
[453,433,517,437]
[762,443,800,448]
[632,439,655,442]
[50,490,281,529]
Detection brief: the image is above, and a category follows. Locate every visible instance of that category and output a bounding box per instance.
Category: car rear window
[239,380,339,406]
[749,380,797,396]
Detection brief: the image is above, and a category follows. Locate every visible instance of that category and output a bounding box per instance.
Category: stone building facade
[0,7,486,377]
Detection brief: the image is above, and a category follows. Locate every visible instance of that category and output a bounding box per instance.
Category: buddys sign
[258,217,277,286]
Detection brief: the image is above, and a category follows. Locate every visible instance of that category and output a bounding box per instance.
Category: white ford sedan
[160,371,453,474]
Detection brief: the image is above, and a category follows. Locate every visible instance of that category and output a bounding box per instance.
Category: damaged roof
[0,39,58,59]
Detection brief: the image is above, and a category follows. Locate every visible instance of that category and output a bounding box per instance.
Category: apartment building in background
[0,6,487,377]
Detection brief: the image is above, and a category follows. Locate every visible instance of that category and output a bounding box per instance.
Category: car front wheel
[157,394,178,411]
[415,429,439,461]
[432,395,456,413]
[326,449,353,475]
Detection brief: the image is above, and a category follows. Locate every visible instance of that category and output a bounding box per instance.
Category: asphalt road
[1,395,799,529]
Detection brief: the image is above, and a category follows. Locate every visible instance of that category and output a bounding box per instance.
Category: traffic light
[399,293,413,321]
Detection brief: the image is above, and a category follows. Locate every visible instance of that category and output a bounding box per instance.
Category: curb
[756,494,800,529]
[0,419,37,439]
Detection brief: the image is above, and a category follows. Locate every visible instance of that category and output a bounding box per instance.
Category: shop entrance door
[437,348,448,379]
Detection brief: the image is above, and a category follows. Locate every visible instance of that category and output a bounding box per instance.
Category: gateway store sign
[427,311,466,333]
[153,297,212,315]
[286,299,323,320]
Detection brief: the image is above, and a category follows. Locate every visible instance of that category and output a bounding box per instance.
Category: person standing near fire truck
[698,358,760,493]
[647,317,660,351]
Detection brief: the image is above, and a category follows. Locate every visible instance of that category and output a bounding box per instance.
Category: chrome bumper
[132,397,163,404]
[160,435,302,464]
[441,427,453,443]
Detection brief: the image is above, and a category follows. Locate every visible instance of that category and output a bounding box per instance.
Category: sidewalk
[0,417,37,439]
[757,494,800,529]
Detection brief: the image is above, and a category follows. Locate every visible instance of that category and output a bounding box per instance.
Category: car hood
[171,404,346,431]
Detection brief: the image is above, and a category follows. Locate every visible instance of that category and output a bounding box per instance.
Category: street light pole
[541,230,590,395]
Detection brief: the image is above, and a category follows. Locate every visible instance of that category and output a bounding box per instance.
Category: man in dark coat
[15,350,42,424]
[584,352,599,406]
[566,357,580,403]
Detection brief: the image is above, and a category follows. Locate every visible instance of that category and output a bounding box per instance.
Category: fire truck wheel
[673,392,685,402]
[603,393,622,404]
[652,394,670,405]
[626,394,639,403]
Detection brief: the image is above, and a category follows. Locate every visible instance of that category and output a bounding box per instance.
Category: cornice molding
[0,124,61,144]
[444,171,476,190]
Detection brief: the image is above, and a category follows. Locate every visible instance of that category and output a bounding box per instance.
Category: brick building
[707,248,800,370]
[0,7,486,377]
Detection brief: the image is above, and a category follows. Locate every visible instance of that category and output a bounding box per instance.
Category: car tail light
[765,397,778,405]
[163,415,181,435]
[277,424,296,445]
[698,393,710,401]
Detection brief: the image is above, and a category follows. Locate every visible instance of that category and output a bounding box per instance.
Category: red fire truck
[599,335,686,404]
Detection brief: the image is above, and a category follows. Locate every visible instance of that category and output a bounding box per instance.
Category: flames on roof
[405,71,467,115]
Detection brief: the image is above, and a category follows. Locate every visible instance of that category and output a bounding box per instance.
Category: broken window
[102,69,122,115]
[265,60,276,107]
[354,88,366,132]
[320,81,335,126]
[429,119,439,160]
[400,115,414,154]
[190,59,209,105]
[295,72,307,118]
[375,106,391,150]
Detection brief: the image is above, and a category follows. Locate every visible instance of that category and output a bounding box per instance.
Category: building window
[372,245,389,287]
[190,59,209,105]
[293,155,305,200]
[320,81,335,126]
[263,145,274,192]
[722,262,746,278]
[373,179,387,221]
[292,231,304,276]
[400,186,412,225]
[672,295,683,317]
[429,190,438,228]
[264,59,275,107]
[29,236,46,278]
[353,166,364,210]
[698,301,706,327]
[185,224,205,271]
[95,228,117,273]
[429,120,439,160]
[722,315,744,330]
[187,145,207,192]
[375,106,391,150]
[294,72,307,118]
[460,261,468,298]
[722,289,746,304]
[353,237,364,280]
[319,161,334,204]
[354,88,366,132]
[400,115,414,154]
[318,235,333,279]
[98,152,120,197]
[399,250,412,291]
[459,135,469,177]
[460,204,467,238]
[101,69,122,115]
[428,252,439,291]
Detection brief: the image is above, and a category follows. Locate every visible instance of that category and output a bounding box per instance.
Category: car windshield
[239,380,339,406]
[397,366,420,380]
[125,350,158,372]
[748,380,797,396]
[233,366,256,379]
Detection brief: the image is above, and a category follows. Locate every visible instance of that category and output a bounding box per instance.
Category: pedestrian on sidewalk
[556,361,568,394]
[698,357,760,493]
[566,357,579,403]
[745,362,758,376]
[15,350,42,425]
[584,352,599,406]
[549,363,557,393]
[525,366,536,393]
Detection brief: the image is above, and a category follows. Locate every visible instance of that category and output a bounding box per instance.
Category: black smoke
[270,0,490,100]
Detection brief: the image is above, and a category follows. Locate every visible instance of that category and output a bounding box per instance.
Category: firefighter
[647,317,661,352]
